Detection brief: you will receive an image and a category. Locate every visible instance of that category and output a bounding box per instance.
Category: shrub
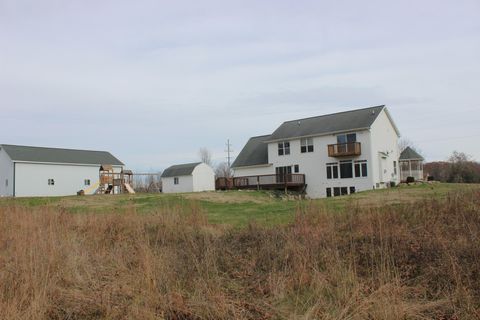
[406,176,415,183]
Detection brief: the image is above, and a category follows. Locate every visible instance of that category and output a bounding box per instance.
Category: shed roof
[400,147,424,160]
[0,144,124,166]
[161,162,202,178]
[231,135,270,168]
[267,105,386,141]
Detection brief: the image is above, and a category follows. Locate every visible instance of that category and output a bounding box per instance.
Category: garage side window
[84,179,91,186]
[48,179,55,186]
[174,177,179,185]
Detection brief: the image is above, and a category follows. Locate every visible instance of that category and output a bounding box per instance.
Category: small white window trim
[300,138,314,153]
[326,162,339,179]
[354,160,368,178]
[278,141,290,156]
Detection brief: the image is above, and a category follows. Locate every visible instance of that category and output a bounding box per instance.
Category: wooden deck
[216,174,306,192]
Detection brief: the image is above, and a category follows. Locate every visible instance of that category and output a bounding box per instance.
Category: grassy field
[0,182,478,226]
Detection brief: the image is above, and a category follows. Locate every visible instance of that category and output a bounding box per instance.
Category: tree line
[425,151,480,183]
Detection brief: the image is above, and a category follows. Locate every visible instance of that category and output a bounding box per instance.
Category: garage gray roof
[267,105,385,141]
[231,135,270,168]
[0,144,124,166]
[161,162,201,177]
[400,147,424,160]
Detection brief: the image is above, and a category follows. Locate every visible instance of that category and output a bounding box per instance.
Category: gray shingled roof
[267,105,385,141]
[161,162,201,178]
[400,147,424,160]
[231,135,270,168]
[0,144,124,166]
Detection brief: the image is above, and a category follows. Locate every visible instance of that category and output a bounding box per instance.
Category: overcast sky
[1,0,479,171]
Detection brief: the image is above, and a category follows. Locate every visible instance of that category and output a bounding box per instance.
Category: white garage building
[161,162,215,193]
[0,144,124,197]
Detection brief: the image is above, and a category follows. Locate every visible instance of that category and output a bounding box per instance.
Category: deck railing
[400,170,424,182]
[328,142,361,157]
[216,174,305,190]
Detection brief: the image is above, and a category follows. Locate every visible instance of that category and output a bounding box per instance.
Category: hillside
[0,184,479,319]
[0,183,478,226]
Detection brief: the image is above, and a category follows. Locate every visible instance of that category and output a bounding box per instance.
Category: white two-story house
[231,105,400,198]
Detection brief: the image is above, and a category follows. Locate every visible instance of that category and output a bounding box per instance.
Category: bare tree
[215,162,233,178]
[398,137,423,155]
[425,151,480,183]
[132,173,162,193]
[448,151,471,163]
[198,147,213,166]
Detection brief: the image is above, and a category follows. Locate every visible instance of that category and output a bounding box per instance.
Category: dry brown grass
[182,191,274,204]
[1,191,479,319]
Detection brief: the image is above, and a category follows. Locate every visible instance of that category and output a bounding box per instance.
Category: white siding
[0,149,14,197]
[267,130,374,198]
[162,163,215,193]
[162,175,194,193]
[369,109,400,188]
[233,165,275,177]
[14,162,122,197]
[192,163,215,192]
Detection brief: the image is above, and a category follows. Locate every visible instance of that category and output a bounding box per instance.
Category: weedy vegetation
[0,184,479,319]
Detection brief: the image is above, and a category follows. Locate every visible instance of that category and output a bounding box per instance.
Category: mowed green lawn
[1,183,478,226]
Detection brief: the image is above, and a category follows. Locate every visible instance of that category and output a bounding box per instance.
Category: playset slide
[83,181,100,195]
[123,182,135,194]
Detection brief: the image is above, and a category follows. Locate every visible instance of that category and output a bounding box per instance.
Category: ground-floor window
[328,186,357,197]
[294,164,299,173]
[326,163,339,179]
[48,179,55,186]
[354,160,368,177]
[276,166,293,183]
[340,160,353,178]
[174,177,179,185]
[333,187,341,196]
[84,179,91,186]
[5,179,7,187]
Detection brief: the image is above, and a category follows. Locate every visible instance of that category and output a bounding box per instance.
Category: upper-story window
[300,138,314,153]
[278,141,290,156]
[337,133,357,144]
